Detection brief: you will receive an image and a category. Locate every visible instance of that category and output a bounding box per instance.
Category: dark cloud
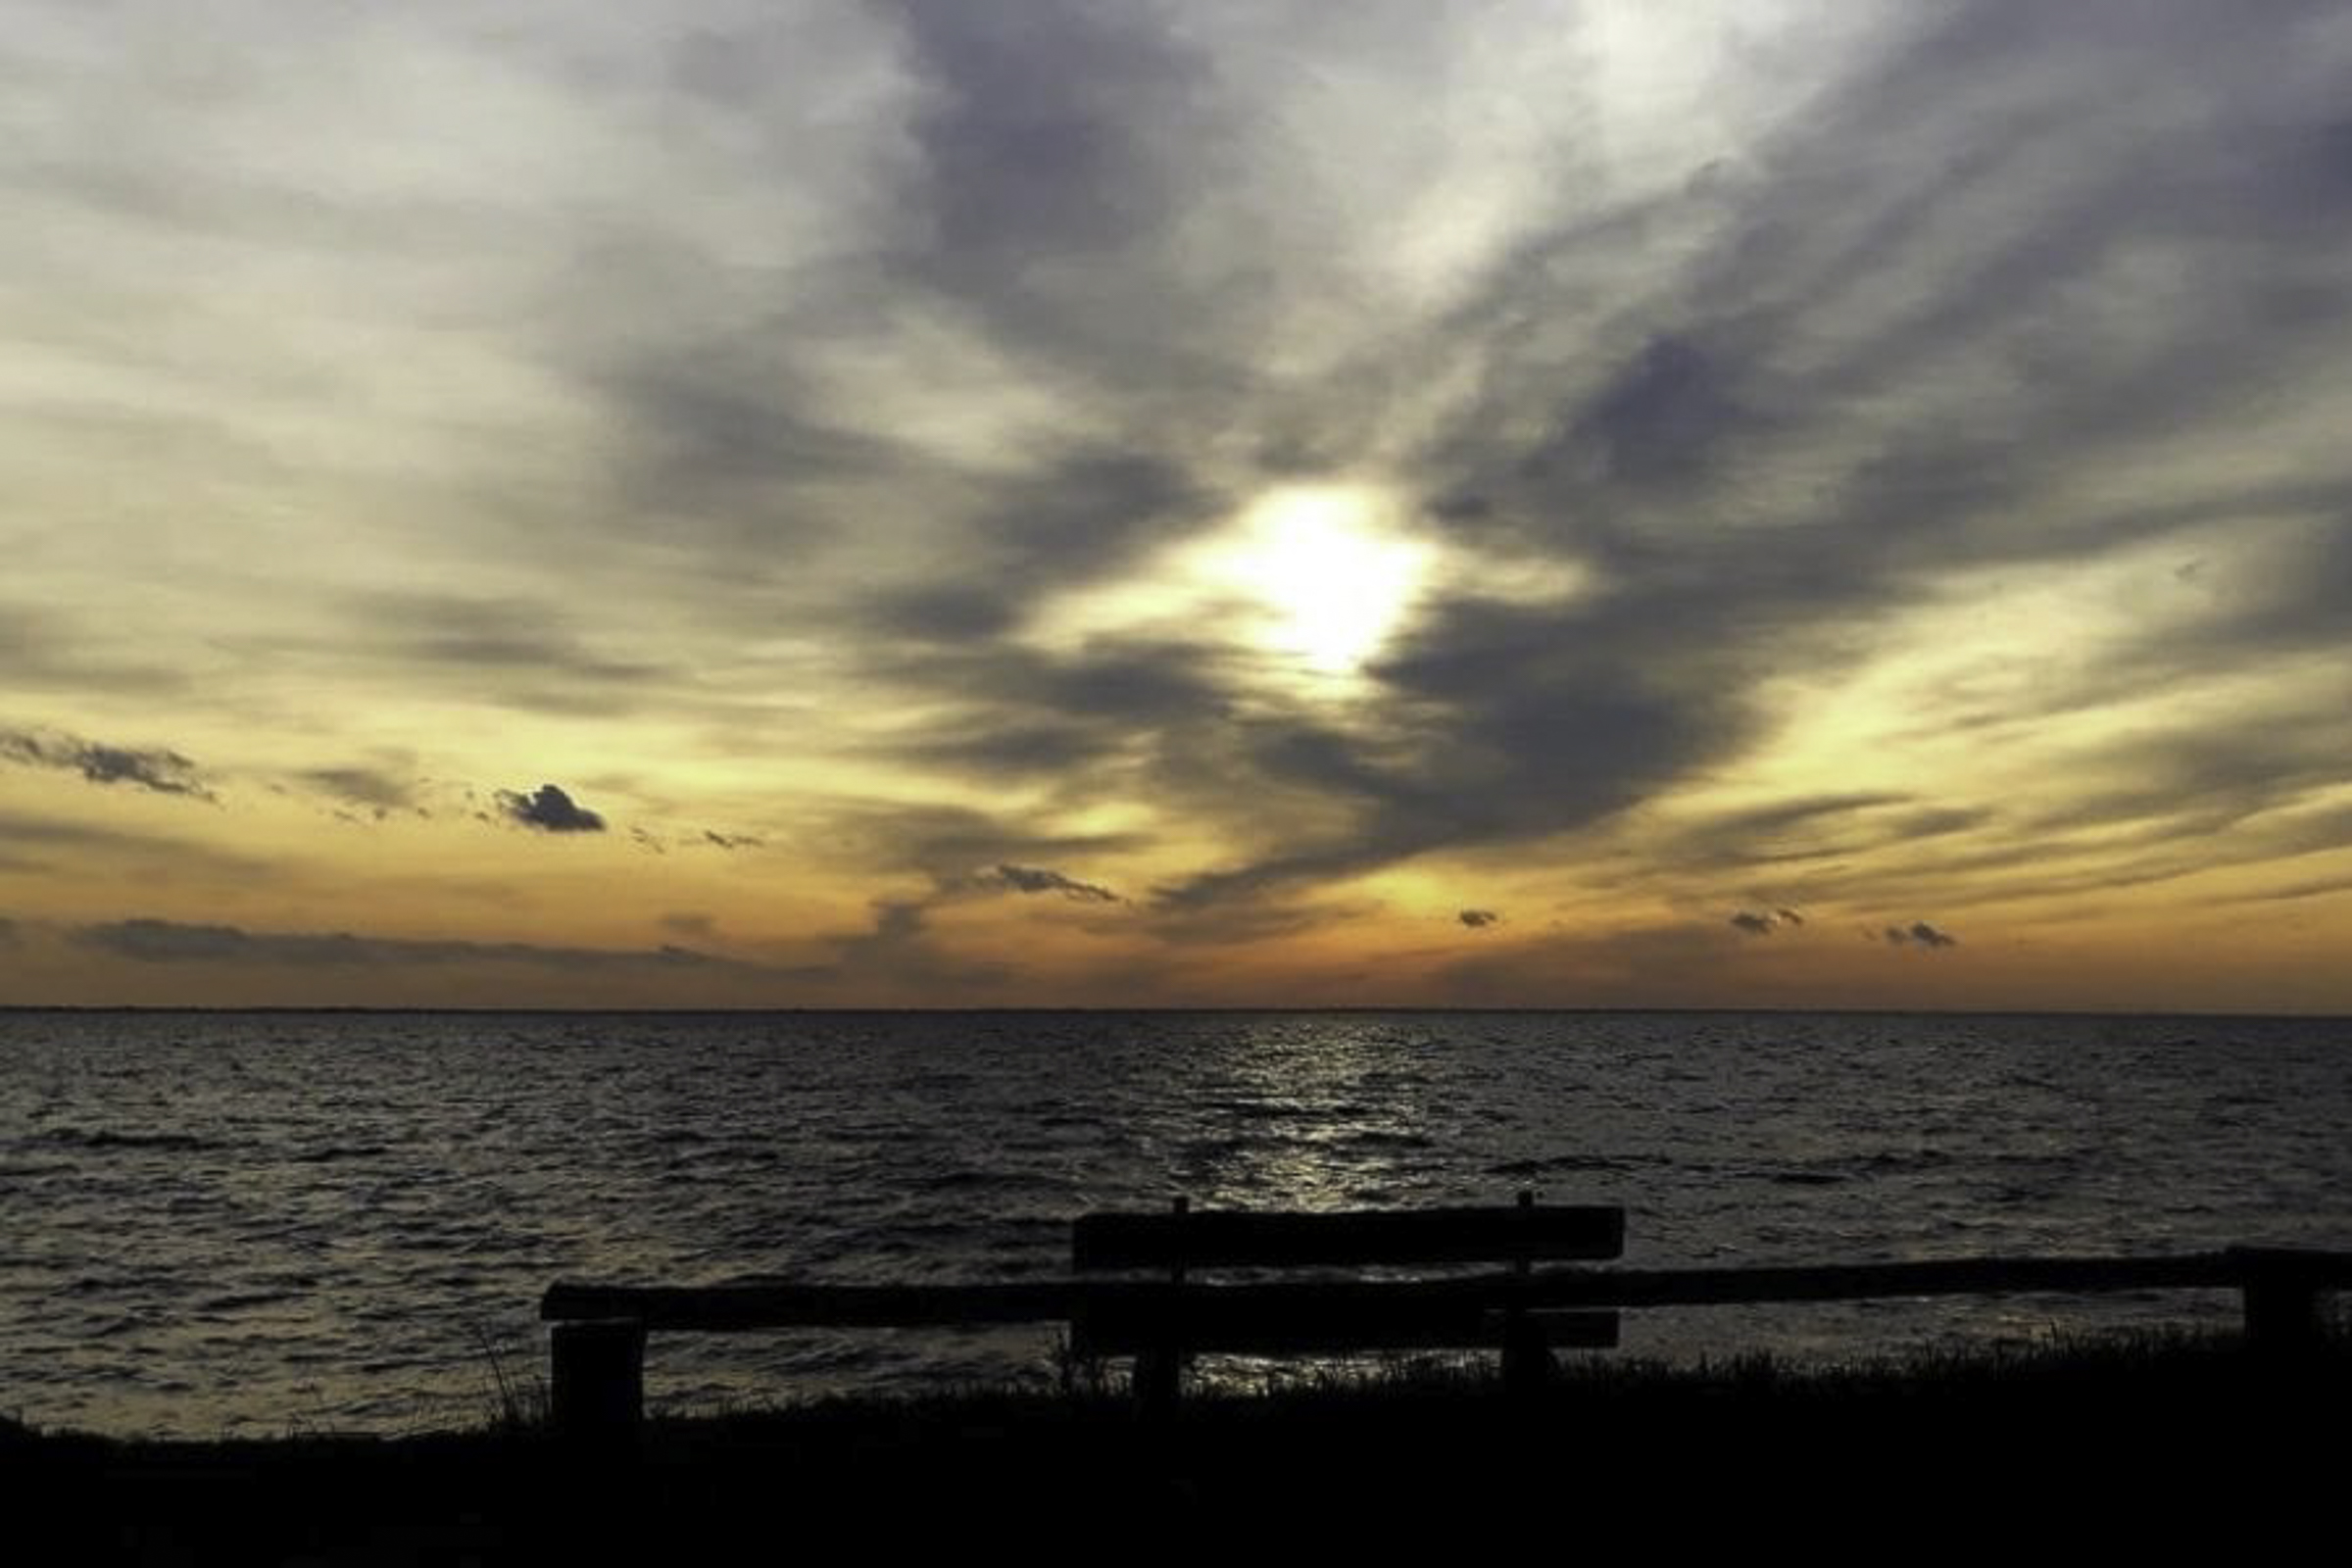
[1457,908,1499,929]
[822,895,1014,991]
[1732,907,1806,937]
[874,0,1250,389]
[496,783,606,834]
[874,634,1241,794]
[300,766,418,817]
[892,0,1193,263]
[1562,335,1748,487]
[860,586,1020,643]
[75,917,756,973]
[0,727,215,800]
[1153,618,1742,907]
[1883,921,1960,950]
[977,863,1120,903]
[0,915,17,947]
[702,830,764,851]
[815,799,1148,883]
[1147,892,1372,951]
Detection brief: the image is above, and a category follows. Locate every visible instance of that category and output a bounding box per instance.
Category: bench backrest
[1072,1200,1625,1273]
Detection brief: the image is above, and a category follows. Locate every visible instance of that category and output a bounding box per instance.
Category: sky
[5,0,2352,1011]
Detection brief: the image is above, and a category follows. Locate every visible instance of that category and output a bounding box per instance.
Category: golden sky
[6,1,2352,1010]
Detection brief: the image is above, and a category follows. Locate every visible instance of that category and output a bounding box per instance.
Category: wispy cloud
[299,766,421,818]
[75,916,756,973]
[1,727,215,801]
[975,863,1120,903]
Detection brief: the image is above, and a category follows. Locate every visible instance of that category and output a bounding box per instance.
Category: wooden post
[550,1319,646,1449]
[1500,1190,1551,1397]
[1135,1196,1189,1419]
[2238,1250,2332,1361]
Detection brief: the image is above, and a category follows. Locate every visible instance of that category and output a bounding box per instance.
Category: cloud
[1457,908,1499,929]
[977,863,1120,903]
[1731,907,1806,937]
[0,727,215,800]
[300,766,420,817]
[821,895,1013,991]
[1883,921,1960,950]
[495,783,606,834]
[811,799,1148,883]
[74,916,757,973]
[0,916,18,947]
[702,830,764,850]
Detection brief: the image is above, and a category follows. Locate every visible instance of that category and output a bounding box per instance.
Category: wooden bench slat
[542,1280,1085,1329]
[1071,1204,1625,1270]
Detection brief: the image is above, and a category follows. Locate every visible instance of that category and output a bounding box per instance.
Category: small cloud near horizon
[74,915,749,972]
[978,863,1120,903]
[495,783,607,834]
[1882,920,1960,950]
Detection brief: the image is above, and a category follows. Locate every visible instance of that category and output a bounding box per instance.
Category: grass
[9,1331,2349,1558]
[467,1320,550,1434]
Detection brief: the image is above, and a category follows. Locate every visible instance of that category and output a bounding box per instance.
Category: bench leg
[2243,1281,2332,1361]
[1134,1346,1183,1420]
[1501,1313,1552,1398]
[551,1320,646,1449]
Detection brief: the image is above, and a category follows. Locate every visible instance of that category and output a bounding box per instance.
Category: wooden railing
[541,1243,2351,1444]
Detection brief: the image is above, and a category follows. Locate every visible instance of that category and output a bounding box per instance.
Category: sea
[3,1009,2347,1438]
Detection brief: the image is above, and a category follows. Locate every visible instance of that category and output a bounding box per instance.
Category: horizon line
[3,1004,2346,1023]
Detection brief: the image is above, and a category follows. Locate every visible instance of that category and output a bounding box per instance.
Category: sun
[1017,481,1439,692]
[1203,485,1434,679]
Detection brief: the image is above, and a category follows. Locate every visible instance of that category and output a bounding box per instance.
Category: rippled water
[4,1009,2348,1436]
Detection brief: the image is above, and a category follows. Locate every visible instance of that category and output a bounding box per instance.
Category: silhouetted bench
[540,1193,1623,1442]
[1069,1195,1625,1413]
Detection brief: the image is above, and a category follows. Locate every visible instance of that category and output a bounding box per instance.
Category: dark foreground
[10,1333,2347,1563]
